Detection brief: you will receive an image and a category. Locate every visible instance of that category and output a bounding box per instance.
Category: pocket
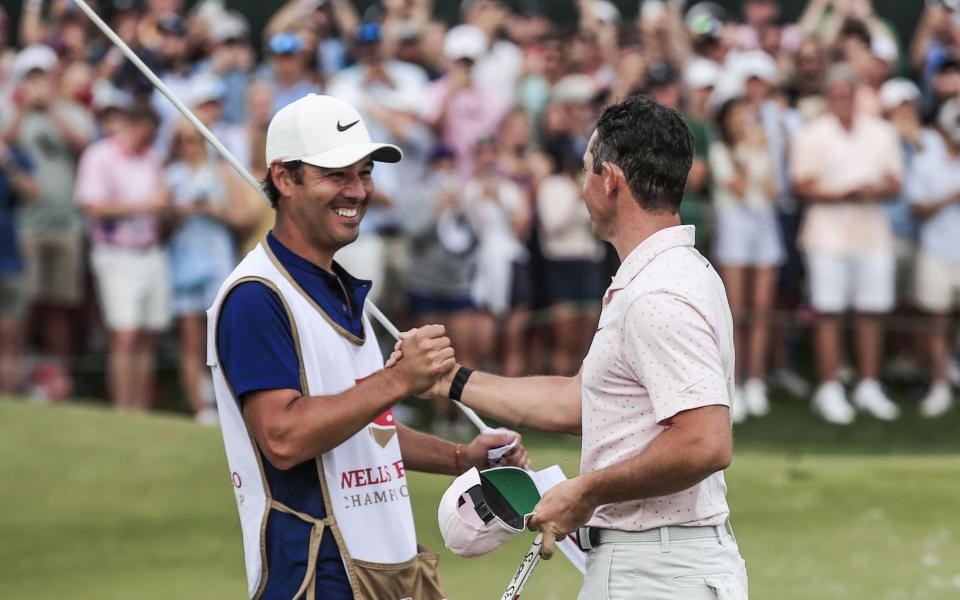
[673,573,748,600]
[351,546,447,600]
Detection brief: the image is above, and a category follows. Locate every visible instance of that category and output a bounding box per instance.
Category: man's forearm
[397,423,459,475]
[244,368,413,469]
[580,406,732,507]
[460,371,581,435]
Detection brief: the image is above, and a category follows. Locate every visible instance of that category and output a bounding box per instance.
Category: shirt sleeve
[905,154,932,206]
[216,281,302,401]
[789,128,820,185]
[621,291,731,424]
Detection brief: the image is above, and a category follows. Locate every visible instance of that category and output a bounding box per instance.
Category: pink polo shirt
[75,136,164,250]
[581,225,734,531]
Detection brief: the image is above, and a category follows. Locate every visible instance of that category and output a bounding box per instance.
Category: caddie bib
[207,239,445,599]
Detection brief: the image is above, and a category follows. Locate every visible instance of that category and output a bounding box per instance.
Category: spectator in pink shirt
[422,24,509,179]
[75,103,171,411]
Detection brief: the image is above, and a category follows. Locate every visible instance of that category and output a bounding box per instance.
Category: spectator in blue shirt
[0,142,39,393]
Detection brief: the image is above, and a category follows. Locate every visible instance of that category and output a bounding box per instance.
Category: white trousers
[578,527,748,600]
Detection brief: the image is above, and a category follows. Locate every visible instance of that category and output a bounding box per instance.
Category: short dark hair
[591,95,693,214]
[124,102,160,128]
[261,160,305,209]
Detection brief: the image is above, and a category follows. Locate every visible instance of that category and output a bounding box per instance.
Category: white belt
[577,522,733,551]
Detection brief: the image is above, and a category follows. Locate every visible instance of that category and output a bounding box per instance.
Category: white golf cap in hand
[265,94,403,169]
[438,466,541,557]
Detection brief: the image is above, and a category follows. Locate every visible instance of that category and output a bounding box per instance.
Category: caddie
[206,94,528,600]
[405,95,749,599]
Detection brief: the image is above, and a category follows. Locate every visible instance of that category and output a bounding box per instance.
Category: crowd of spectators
[0,0,958,430]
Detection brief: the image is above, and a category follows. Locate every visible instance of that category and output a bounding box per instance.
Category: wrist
[576,473,601,508]
[381,367,414,399]
[448,365,473,402]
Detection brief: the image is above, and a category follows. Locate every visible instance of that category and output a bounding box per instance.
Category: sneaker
[919,382,953,418]
[731,386,748,424]
[812,381,855,425]
[852,379,900,421]
[743,379,770,416]
[195,407,220,427]
[769,367,811,398]
[949,358,960,388]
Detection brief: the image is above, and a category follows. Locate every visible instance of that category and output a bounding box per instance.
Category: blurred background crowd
[0,0,957,432]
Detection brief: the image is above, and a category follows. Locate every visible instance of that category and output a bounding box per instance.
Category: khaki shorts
[0,275,27,320]
[20,230,85,306]
[91,246,172,332]
[915,252,960,314]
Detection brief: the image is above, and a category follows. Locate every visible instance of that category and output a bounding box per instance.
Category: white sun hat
[265,94,402,168]
[438,466,541,558]
[443,24,487,61]
[879,78,920,111]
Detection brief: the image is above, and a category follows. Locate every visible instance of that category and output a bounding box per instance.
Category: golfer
[206,94,528,600]
[406,96,748,599]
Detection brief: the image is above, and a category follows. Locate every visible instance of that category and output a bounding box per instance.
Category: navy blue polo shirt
[0,148,34,275]
[216,232,372,599]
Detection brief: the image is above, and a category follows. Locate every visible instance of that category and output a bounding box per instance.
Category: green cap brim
[479,467,541,520]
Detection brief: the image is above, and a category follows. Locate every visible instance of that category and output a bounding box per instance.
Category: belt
[576,523,731,551]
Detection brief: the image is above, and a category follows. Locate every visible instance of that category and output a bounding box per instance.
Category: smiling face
[274,158,375,254]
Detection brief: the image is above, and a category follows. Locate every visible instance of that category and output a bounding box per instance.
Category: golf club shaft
[500,533,543,600]
[74,0,493,432]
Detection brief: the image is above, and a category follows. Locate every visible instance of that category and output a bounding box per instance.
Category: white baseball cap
[438,466,541,558]
[12,44,58,82]
[684,58,721,90]
[443,24,487,61]
[879,78,920,111]
[736,50,779,85]
[265,94,402,168]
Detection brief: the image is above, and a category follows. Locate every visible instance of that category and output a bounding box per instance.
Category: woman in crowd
[710,97,783,422]
[165,119,240,424]
[466,137,533,379]
[536,137,604,376]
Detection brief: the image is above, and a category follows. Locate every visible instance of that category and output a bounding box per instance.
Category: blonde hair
[166,119,208,165]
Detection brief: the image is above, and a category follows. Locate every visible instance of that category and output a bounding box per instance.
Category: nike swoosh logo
[676,379,704,394]
[337,119,359,132]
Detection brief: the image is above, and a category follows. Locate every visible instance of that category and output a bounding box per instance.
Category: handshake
[384,324,459,399]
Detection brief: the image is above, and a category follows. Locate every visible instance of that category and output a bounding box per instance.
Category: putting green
[1,397,958,599]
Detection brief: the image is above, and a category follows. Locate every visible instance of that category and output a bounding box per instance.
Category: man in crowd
[208,94,528,598]
[0,140,39,394]
[2,44,94,398]
[262,32,319,115]
[907,98,960,417]
[75,104,171,411]
[791,64,904,424]
[403,95,747,599]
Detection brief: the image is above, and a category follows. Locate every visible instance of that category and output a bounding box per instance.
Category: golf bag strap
[270,500,335,600]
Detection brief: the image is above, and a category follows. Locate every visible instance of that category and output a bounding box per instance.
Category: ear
[270,162,294,197]
[601,161,623,198]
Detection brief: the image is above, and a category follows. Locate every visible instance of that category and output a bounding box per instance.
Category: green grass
[1,397,959,599]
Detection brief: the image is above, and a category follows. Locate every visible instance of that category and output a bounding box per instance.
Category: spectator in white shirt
[791,64,904,424]
[906,98,960,418]
[537,136,604,376]
[709,97,782,422]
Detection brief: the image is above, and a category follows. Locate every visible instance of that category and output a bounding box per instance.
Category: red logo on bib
[370,408,397,448]
[356,377,398,448]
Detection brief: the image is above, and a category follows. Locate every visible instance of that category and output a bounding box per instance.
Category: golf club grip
[500,533,543,600]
